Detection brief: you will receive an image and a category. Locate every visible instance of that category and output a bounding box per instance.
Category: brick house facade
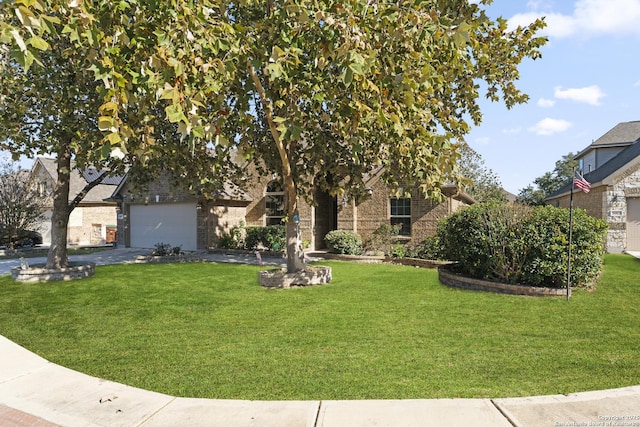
[545,121,640,253]
[112,165,473,252]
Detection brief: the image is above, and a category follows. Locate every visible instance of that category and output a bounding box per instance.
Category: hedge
[438,204,608,289]
[324,230,363,255]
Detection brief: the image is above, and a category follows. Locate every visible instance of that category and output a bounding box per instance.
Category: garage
[130,203,198,251]
[626,198,640,251]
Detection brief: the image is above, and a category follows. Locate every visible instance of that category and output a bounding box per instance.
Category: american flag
[574,172,591,193]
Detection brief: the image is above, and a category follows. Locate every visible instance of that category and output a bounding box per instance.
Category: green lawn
[1,255,639,400]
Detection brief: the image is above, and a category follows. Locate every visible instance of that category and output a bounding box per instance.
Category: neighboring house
[545,120,640,253]
[30,157,124,246]
[111,165,474,252]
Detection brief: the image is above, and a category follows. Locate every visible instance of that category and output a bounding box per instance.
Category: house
[111,165,474,252]
[545,120,640,253]
[30,157,124,246]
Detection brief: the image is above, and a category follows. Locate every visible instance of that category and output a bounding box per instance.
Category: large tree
[2,0,546,273]
[517,152,577,205]
[0,2,240,268]
[0,30,109,267]
[458,143,505,203]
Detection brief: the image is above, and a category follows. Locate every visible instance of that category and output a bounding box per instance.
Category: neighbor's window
[265,180,285,225]
[390,197,411,236]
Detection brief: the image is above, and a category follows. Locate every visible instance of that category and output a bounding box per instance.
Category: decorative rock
[258,266,332,288]
[11,263,96,283]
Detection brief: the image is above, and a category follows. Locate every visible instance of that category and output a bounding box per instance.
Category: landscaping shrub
[438,204,607,289]
[406,236,445,260]
[218,222,246,249]
[244,225,286,251]
[365,223,402,255]
[324,230,363,255]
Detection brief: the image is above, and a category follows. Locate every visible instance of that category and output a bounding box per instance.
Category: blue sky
[468,0,640,194]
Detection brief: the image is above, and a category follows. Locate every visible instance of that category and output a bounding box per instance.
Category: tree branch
[69,169,109,211]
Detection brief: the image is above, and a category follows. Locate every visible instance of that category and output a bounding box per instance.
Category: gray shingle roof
[35,157,124,204]
[590,120,640,147]
[547,140,640,199]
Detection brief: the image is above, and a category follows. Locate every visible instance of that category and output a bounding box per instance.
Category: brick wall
[338,179,465,245]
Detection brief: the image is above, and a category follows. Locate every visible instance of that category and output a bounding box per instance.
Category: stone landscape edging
[258,265,333,288]
[11,262,96,282]
[438,266,566,296]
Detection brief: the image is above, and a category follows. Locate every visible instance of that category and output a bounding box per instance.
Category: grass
[0,254,639,400]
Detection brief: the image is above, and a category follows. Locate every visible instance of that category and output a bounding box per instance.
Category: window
[265,180,285,225]
[390,197,411,236]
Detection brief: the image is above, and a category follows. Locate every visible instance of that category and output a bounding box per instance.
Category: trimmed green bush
[438,204,607,289]
[324,230,363,255]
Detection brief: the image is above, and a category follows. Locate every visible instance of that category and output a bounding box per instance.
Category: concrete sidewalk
[1,336,639,427]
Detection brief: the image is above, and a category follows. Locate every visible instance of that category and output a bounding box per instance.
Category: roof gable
[31,157,124,203]
[547,140,640,199]
[591,121,640,147]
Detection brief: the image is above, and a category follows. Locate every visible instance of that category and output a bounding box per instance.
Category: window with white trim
[390,197,411,236]
[265,180,285,225]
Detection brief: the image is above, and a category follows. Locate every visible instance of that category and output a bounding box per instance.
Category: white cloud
[529,118,573,136]
[474,136,491,145]
[634,80,640,88]
[554,85,606,105]
[508,0,640,39]
[537,98,556,108]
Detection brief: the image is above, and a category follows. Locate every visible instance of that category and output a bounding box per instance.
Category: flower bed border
[438,266,566,297]
[311,252,385,263]
[11,262,96,283]
[134,254,204,264]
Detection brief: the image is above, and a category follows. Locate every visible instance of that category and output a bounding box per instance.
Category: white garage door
[627,198,640,251]
[130,203,197,251]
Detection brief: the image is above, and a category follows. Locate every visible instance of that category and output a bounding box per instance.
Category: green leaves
[0,0,546,210]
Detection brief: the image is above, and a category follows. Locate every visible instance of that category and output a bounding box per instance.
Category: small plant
[389,244,406,258]
[366,222,403,256]
[218,222,246,249]
[324,230,363,255]
[244,225,286,251]
[152,242,183,256]
[152,242,172,256]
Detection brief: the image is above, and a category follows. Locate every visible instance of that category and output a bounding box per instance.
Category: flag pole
[566,168,575,301]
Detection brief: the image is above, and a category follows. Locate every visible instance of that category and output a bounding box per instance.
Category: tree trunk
[283,171,303,273]
[247,60,304,273]
[45,150,72,269]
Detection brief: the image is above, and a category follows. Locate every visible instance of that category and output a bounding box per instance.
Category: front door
[314,188,337,250]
